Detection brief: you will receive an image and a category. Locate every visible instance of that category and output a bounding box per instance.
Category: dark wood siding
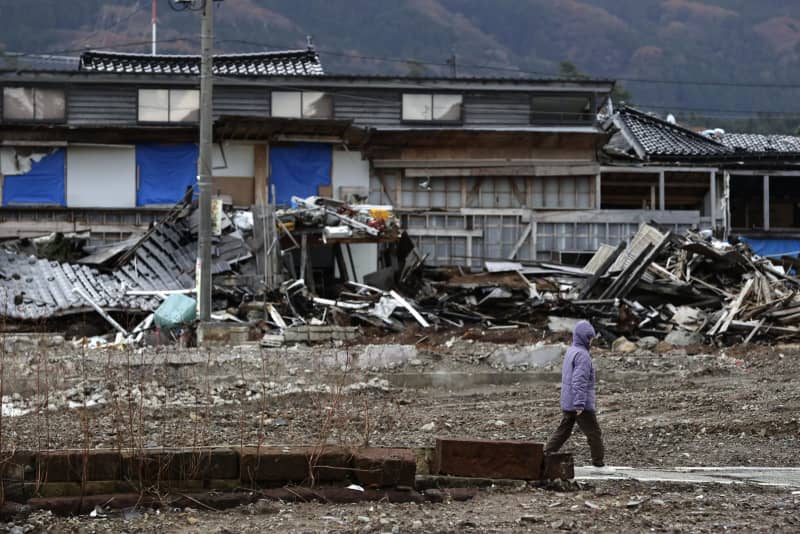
[334,90,400,127]
[68,85,137,125]
[213,86,269,119]
[463,92,531,126]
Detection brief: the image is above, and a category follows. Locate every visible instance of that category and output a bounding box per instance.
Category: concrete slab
[488,343,565,368]
[575,466,800,488]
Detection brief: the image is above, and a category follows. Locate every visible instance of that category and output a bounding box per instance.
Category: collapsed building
[3,49,800,344]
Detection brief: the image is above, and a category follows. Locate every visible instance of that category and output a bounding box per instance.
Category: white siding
[332,149,376,281]
[66,146,136,207]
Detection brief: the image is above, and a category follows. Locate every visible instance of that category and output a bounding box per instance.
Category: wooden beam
[709,170,717,230]
[763,175,770,231]
[507,222,533,260]
[464,177,484,207]
[594,173,601,209]
[658,170,665,211]
[405,228,483,238]
[508,177,527,207]
[600,166,717,173]
[254,144,268,206]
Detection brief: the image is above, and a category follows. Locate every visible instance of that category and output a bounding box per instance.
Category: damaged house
[602,106,800,259]
[0,47,617,274]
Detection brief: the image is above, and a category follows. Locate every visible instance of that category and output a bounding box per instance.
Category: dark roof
[0,54,80,72]
[717,133,800,154]
[611,106,732,160]
[79,49,324,76]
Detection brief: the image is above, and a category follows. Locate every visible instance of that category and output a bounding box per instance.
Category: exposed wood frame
[658,170,665,211]
[508,221,533,260]
[600,166,717,173]
[253,144,268,206]
[709,170,717,229]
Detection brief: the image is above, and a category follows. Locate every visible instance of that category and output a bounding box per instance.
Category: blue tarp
[741,237,800,258]
[2,148,65,206]
[136,143,198,206]
[269,143,332,205]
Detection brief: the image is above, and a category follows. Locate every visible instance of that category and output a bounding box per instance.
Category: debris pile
[558,224,800,344]
[4,189,800,347]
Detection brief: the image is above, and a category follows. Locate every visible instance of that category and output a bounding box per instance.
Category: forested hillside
[1,0,800,133]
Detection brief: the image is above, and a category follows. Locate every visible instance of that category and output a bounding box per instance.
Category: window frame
[137,87,200,124]
[270,90,334,120]
[1,85,67,123]
[529,92,597,126]
[401,92,463,124]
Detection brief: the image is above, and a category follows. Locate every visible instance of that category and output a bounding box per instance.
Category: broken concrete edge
[0,486,478,517]
[0,446,415,497]
[427,439,574,482]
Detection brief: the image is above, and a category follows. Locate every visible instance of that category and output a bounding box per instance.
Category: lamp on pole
[169,0,218,321]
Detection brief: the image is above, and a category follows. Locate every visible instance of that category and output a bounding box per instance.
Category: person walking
[544,320,605,467]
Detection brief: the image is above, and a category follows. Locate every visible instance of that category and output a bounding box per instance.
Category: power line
[6,37,199,59]
[219,38,800,90]
[10,35,800,92]
[636,103,800,117]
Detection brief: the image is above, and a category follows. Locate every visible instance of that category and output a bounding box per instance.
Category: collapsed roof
[604,106,800,164]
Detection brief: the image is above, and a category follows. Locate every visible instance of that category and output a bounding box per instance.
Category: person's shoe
[592,461,605,468]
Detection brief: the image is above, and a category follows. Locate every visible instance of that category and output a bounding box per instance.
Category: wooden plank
[406,228,482,238]
[254,144,267,206]
[578,242,626,299]
[710,278,755,336]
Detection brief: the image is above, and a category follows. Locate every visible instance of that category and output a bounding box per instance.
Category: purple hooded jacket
[559,320,597,412]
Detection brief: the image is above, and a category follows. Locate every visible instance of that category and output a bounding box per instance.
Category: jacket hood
[572,320,596,349]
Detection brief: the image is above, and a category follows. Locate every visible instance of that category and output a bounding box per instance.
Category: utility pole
[170,0,216,321]
[151,0,157,55]
[197,0,214,321]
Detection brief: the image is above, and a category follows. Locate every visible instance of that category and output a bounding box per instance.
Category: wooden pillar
[658,170,665,211]
[650,185,656,210]
[254,144,268,205]
[709,170,717,230]
[594,173,602,209]
[763,175,770,231]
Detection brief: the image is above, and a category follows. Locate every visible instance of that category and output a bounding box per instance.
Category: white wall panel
[66,146,135,207]
[212,143,254,177]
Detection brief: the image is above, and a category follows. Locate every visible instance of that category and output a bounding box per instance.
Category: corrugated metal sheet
[0,209,251,321]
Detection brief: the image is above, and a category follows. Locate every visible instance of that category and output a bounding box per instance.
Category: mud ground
[1,329,799,532]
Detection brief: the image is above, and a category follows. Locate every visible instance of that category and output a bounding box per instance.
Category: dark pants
[544,410,604,465]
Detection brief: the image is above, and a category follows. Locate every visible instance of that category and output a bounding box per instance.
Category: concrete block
[487,343,565,368]
[0,451,35,481]
[36,450,122,483]
[239,446,351,485]
[240,447,311,484]
[122,448,237,482]
[351,447,416,488]
[542,453,574,480]
[197,322,251,345]
[34,480,127,498]
[434,438,543,480]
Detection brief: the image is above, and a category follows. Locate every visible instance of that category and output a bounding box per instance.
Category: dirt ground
[1,330,799,532]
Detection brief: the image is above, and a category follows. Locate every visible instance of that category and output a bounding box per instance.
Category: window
[531,94,594,124]
[138,88,199,123]
[402,93,462,122]
[2,87,65,121]
[271,91,333,119]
